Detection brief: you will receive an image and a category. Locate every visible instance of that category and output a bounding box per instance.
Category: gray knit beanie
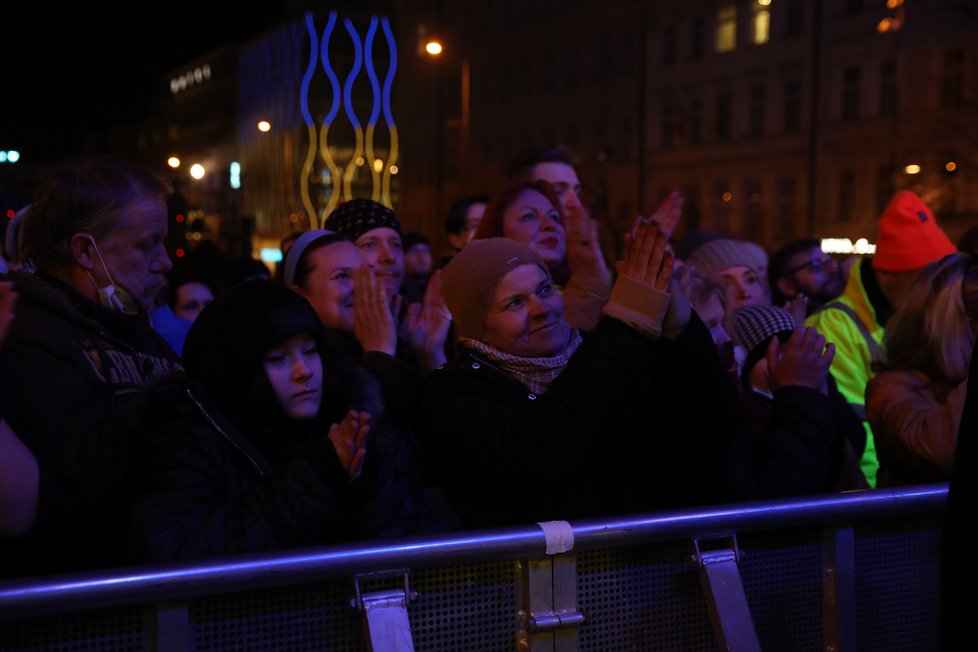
[688,238,765,276]
[441,238,549,340]
[283,229,335,287]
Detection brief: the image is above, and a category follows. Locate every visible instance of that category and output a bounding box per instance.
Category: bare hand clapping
[766,327,835,395]
[353,266,398,356]
[616,220,675,292]
[328,409,370,481]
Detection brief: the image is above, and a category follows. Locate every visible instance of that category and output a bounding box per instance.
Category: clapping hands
[616,220,675,292]
[766,327,835,395]
[403,270,452,374]
[630,191,684,242]
[353,266,398,356]
[328,409,370,481]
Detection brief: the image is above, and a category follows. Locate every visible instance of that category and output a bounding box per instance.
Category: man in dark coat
[0,157,181,577]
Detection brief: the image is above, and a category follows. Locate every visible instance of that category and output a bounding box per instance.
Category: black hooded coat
[126,280,456,563]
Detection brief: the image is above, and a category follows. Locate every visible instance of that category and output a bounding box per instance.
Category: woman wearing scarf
[127,280,450,562]
[419,220,846,528]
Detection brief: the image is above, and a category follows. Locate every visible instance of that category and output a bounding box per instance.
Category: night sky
[0,4,286,161]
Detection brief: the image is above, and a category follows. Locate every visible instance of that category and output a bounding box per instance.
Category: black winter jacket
[0,272,180,577]
[417,315,846,528]
[127,360,458,563]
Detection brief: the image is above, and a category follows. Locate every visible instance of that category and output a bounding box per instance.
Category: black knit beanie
[324,198,401,241]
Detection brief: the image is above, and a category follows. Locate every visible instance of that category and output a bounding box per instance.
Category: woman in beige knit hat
[687,238,769,312]
[417,221,846,529]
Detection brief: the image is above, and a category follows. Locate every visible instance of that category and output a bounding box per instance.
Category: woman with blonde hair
[866,252,978,486]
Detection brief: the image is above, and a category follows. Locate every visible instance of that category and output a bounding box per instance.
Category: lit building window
[752,1,770,44]
[716,6,737,53]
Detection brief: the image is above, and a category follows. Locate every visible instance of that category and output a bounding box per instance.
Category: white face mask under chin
[85,239,140,316]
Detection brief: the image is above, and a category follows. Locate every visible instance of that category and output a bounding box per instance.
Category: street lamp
[422,39,471,216]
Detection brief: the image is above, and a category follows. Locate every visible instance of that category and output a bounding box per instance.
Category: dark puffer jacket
[126,281,457,563]
[417,315,848,529]
[0,272,180,578]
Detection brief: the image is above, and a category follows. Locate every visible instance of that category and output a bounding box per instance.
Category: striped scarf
[462,325,583,395]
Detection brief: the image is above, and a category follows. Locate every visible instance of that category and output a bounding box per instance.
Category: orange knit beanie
[872,190,956,272]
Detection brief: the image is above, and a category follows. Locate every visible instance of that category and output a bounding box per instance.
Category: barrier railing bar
[0,484,947,620]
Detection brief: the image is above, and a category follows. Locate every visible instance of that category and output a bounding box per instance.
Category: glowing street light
[904,164,921,175]
[257,121,271,132]
[167,156,181,169]
[190,163,206,180]
[424,40,443,56]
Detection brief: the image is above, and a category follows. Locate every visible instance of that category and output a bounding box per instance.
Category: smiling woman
[420,230,857,530]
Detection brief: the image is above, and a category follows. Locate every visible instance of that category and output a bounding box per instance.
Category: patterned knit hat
[732,304,797,380]
[872,190,956,272]
[441,238,549,340]
[688,238,764,276]
[324,198,401,241]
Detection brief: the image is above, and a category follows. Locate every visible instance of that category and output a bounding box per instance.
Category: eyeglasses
[785,257,836,276]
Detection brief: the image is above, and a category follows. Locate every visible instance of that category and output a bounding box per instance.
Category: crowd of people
[0,147,973,582]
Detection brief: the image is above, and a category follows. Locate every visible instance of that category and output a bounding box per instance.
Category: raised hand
[616,220,675,292]
[630,191,684,243]
[403,270,452,374]
[766,326,836,395]
[327,409,370,481]
[353,266,398,355]
[565,204,609,278]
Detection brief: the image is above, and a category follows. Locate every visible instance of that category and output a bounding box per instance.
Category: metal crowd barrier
[0,484,946,651]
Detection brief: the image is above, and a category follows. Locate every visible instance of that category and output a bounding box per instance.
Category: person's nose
[529,295,552,319]
[540,212,559,232]
[155,248,173,273]
[562,191,582,211]
[293,357,314,381]
[377,241,395,263]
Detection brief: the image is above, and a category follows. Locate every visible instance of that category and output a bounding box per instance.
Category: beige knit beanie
[688,238,764,276]
[441,238,549,340]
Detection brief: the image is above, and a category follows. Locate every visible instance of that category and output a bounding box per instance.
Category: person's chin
[288,404,320,420]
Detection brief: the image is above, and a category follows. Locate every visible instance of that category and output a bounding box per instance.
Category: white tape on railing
[537,520,575,555]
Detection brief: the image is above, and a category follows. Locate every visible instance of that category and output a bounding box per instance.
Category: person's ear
[69,234,97,271]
